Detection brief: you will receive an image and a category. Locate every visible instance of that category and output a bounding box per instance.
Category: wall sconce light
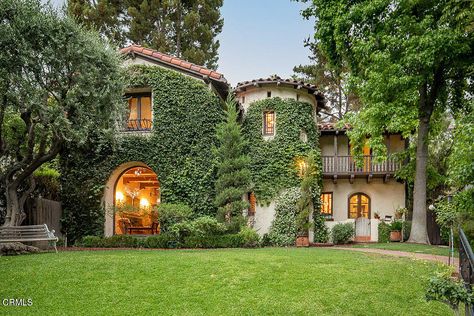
[115,191,124,203]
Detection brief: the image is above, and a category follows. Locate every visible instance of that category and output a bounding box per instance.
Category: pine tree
[214,96,251,231]
[67,0,224,69]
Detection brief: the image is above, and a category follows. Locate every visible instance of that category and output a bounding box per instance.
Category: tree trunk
[4,185,20,227]
[408,84,433,244]
[3,176,36,227]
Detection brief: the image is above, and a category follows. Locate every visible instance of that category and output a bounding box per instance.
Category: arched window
[348,193,370,219]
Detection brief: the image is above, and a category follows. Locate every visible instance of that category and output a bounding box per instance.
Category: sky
[45,0,315,86]
[217,0,314,85]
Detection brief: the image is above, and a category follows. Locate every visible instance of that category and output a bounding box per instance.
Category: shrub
[191,216,227,237]
[183,234,244,248]
[238,227,260,248]
[390,220,403,231]
[101,235,143,248]
[77,235,143,248]
[77,236,103,247]
[426,270,474,313]
[267,187,300,246]
[331,223,354,244]
[144,233,176,248]
[170,216,226,243]
[313,212,330,243]
[158,203,193,233]
[378,222,391,243]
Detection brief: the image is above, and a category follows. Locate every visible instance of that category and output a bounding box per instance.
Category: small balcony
[322,155,401,183]
[122,118,153,132]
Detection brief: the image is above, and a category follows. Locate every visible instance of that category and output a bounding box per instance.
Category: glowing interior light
[115,191,124,203]
[140,198,150,208]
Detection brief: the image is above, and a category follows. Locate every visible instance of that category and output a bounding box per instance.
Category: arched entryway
[348,192,371,242]
[103,162,160,236]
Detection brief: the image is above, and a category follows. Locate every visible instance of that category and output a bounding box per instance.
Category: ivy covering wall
[60,65,223,242]
[242,97,321,204]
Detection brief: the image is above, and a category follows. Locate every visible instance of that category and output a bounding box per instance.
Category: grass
[350,242,458,257]
[0,248,450,315]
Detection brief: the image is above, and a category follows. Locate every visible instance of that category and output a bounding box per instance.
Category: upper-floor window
[125,93,152,131]
[263,111,275,136]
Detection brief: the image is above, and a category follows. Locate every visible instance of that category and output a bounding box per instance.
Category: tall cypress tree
[67,0,224,69]
[214,96,251,231]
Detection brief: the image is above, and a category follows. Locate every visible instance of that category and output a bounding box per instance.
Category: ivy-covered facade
[59,46,327,243]
[60,46,228,242]
[59,45,406,244]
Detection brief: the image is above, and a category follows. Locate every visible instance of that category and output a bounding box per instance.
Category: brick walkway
[331,246,459,269]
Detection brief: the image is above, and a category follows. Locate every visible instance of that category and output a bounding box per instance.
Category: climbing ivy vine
[60,65,224,242]
[242,97,321,204]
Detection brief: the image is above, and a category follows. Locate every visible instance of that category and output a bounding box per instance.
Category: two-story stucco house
[67,45,405,243]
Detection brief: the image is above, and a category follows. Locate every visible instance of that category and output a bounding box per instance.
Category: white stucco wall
[238,86,317,113]
[320,134,405,156]
[253,201,276,236]
[322,178,405,241]
[320,134,350,156]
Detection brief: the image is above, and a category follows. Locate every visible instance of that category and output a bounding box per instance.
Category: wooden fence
[26,198,62,237]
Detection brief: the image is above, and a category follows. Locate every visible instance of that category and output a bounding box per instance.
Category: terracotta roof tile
[199,68,212,76]
[120,45,226,83]
[318,122,351,131]
[235,75,322,97]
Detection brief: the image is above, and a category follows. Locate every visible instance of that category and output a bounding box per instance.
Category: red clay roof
[235,76,322,97]
[318,122,351,131]
[120,45,226,82]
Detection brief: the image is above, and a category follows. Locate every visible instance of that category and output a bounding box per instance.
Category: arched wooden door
[349,193,371,241]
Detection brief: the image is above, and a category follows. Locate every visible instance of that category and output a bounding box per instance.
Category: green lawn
[0,248,450,315]
[350,242,458,257]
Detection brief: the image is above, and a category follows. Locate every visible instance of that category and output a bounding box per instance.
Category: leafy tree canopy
[67,0,224,69]
[299,0,473,243]
[0,0,124,226]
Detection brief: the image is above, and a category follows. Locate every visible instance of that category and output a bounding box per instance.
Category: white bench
[0,224,58,253]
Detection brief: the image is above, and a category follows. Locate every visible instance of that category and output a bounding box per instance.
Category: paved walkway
[331,246,459,269]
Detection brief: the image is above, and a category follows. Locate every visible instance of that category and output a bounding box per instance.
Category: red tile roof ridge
[318,122,351,130]
[120,45,226,82]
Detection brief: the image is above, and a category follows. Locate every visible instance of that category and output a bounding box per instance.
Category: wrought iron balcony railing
[322,155,401,175]
[122,119,153,132]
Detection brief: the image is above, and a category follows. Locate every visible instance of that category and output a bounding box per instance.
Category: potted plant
[389,220,403,242]
[295,211,311,247]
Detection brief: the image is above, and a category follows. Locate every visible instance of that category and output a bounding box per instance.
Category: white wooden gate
[355,217,370,242]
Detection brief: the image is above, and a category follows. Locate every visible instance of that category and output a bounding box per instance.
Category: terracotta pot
[296,236,310,247]
[390,230,402,242]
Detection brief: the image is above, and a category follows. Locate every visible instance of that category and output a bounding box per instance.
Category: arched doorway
[348,193,371,242]
[113,166,160,235]
[103,162,160,236]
